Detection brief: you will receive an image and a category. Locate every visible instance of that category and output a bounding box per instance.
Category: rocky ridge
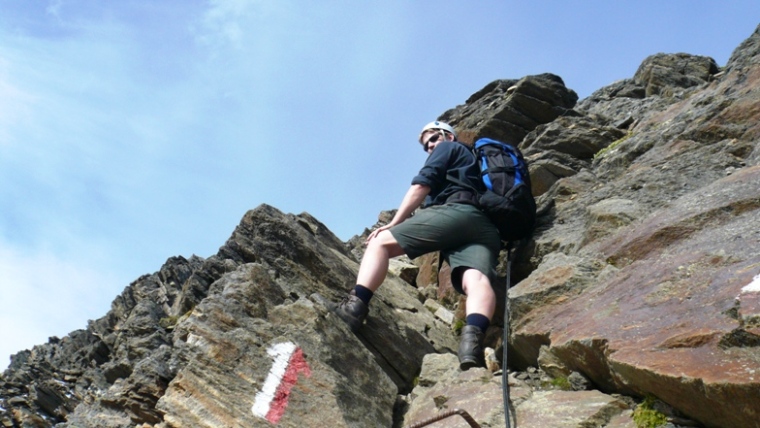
[2,25,760,428]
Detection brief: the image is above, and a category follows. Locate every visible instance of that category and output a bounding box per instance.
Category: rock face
[509,25,760,428]
[2,25,760,428]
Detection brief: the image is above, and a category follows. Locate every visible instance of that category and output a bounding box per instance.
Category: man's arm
[390,184,430,225]
[365,184,430,243]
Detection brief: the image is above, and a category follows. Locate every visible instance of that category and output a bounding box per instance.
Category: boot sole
[459,357,482,371]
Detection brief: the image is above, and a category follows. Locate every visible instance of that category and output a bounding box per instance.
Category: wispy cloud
[196,0,253,50]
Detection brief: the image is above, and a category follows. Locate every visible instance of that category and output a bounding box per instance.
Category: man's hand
[365,224,393,244]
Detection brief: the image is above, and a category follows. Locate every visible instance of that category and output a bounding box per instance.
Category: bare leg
[461,268,495,319]
[332,230,406,332]
[356,230,405,292]
[458,268,494,370]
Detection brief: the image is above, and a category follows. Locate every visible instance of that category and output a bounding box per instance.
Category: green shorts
[390,203,501,293]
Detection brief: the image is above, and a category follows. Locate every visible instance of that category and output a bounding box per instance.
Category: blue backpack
[452,138,536,242]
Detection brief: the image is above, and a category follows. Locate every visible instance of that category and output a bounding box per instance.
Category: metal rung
[404,408,481,428]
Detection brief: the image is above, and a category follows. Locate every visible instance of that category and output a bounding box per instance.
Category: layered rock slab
[511,167,760,428]
[155,264,396,427]
[403,354,632,428]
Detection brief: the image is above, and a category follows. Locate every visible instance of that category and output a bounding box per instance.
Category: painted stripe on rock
[743,273,760,293]
[252,341,312,424]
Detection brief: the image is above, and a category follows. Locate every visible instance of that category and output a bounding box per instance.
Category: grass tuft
[594,132,633,160]
[632,395,668,428]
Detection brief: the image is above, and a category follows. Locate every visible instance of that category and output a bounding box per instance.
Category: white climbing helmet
[418,121,457,143]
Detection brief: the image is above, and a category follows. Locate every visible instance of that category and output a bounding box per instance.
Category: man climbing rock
[334,121,501,370]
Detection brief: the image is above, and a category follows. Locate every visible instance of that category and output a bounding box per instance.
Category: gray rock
[583,198,644,244]
[439,73,578,146]
[568,371,591,391]
[516,390,628,428]
[529,157,581,197]
[633,52,719,97]
[522,115,627,160]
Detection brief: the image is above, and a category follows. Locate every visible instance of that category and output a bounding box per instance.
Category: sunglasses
[422,131,444,152]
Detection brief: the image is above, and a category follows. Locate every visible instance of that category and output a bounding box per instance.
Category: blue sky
[1,1,758,368]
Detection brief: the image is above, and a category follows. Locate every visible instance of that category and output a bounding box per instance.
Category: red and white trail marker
[743,273,760,293]
[251,342,312,424]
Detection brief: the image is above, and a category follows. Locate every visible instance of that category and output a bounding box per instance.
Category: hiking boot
[333,290,368,333]
[458,325,485,371]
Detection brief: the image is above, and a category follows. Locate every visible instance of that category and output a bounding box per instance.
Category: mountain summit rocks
[3,24,760,428]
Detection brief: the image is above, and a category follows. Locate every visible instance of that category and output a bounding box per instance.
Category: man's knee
[367,230,405,257]
[461,269,492,295]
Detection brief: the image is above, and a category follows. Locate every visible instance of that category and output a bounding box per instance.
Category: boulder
[634,53,719,97]
[439,74,578,146]
[522,115,627,160]
[154,266,397,427]
[403,354,632,428]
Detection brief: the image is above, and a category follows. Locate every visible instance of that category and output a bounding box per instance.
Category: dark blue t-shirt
[411,141,483,207]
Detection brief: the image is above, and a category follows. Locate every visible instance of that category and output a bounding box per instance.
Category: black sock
[354,285,374,306]
[465,313,490,333]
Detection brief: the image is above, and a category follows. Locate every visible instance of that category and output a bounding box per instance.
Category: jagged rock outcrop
[439,73,578,147]
[1,207,458,428]
[2,24,760,428]
[508,25,760,428]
